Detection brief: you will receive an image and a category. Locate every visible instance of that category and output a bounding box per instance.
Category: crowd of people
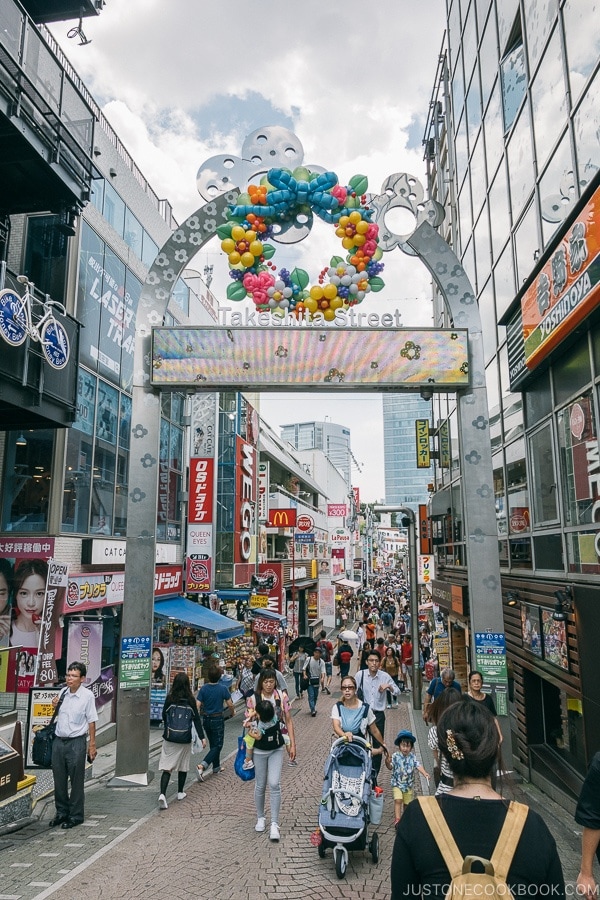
[149,581,598,897]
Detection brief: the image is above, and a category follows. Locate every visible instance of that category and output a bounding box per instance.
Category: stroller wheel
[334,847,348,879]
[369,831,380,863]
[318,841,326,858]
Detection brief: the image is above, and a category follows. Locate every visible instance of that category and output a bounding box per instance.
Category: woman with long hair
[245,668,296,842]
[391,700,564,898]
[10,558,47,649]
[158,672,206,810]
[427,687,462,795]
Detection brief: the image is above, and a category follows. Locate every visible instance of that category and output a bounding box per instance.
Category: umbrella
[288,635,316,654]
[365,590,376,597]
[339,629,358,641]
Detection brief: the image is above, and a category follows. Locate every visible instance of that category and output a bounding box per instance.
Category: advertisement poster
[67,620,103,685]
[26,686,63,767]
[150,644,169,720]
[119,636,151,689]
[541,609,569,671]
[0,646,18,693]
[3,553,54,694]
[35,560,68,687]
[521,604,542,657]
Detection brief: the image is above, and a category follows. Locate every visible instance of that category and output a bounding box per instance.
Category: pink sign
[328,504,347,517]
[67,620,103,684]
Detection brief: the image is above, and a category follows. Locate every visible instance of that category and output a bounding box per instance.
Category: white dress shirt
[55,685,98,738]
[356,669,399,711]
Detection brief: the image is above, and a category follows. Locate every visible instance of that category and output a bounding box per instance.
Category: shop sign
[35,560,67,686]
[331,529,350,544]
[267,508,297,529]
[509,507,530,533]
[234,437,256,564]
[190,393,217,458]
[0,538,54,557]
[154,566,183,597]
[188,458,214,524]
[327,504,347,517]
[522,185,600,370]
[297,514,314,532]
[352,486,360,510]
[416,419,431,468]
[252,616,281,636]
[431,579,466,615]
[258,461,269,522]
[417,554,434,584]
[419,504,431,555]
[439,420,451,468]
[295,533,315,543]
[249,594,269,608]
[119,636,151,690]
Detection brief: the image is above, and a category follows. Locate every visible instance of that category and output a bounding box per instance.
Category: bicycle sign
[0,276,70,370]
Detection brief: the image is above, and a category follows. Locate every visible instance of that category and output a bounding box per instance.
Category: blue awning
[154,597,245,641]
[216,590,250,602]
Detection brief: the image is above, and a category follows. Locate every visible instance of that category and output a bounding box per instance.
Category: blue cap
[394,730,416,746]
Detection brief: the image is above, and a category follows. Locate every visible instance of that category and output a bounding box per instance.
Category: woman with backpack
[158,672,206,810]
[391,699,565,898]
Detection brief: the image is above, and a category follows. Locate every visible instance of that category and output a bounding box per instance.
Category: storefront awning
[154,597,245,640]
[249,608,286,621]
[333,578,362,589]
[216,590,250,602]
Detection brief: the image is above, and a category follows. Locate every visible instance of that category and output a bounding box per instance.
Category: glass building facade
[424,0,600,801]
[382,394,434,513]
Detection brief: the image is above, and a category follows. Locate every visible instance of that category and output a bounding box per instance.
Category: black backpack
[317,640,331,662]
[252,692,285,750]
[163,702,193,743]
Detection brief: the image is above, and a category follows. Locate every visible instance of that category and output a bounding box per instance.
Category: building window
[2,431,54,533]
[529,422,559,525]
[157,393,184,541]
[23,215,68,302]
[500,25,527,133]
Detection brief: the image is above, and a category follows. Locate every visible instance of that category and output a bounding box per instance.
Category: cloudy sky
[50,0,446,502]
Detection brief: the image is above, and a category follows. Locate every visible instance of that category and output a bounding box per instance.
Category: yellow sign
[439,420,450,468]
[249,594,269,608]
[416,419,431,469]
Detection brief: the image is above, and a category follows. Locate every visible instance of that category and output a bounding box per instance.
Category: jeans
[254,746,284,823]
[307,682,319,713]
[293,671,303,697]
[202,715,225,771]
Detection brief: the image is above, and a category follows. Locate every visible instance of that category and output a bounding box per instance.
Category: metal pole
[374,505,422,711]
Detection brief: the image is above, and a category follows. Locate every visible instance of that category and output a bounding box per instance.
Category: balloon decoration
[217,167,385,321]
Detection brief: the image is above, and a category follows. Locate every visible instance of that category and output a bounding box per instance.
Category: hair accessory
[446,729,464,760]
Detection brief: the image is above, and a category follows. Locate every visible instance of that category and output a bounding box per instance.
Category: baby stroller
[317,735,379,878]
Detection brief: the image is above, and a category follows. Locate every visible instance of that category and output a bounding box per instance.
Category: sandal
[196,765,205,783]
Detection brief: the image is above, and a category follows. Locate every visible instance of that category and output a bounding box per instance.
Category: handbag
[31,690,66,768]
[234,733,255,781]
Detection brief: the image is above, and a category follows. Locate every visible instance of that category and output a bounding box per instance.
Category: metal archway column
[373,504,422,710]
[407,221,510,751]
[111,191,238,785]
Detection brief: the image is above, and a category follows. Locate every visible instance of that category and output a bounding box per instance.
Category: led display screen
[151,326,470,392]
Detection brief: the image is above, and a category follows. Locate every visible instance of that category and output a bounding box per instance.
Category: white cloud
[50,0,445,501]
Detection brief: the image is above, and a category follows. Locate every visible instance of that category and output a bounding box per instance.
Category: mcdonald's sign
[267,508,297,528]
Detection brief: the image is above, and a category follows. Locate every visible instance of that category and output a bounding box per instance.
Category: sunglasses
[341,685,355,690]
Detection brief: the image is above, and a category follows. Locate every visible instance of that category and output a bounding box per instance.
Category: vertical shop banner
[235,437,257,565]
[417,554,434,584]
[419,505,432,555]
[186,457,215,592]
[439,420,451,468]
[474,632,508,716]
[352,486,360,510]
[35,560,68,686]
[416,419,431,468]
[67,620,103,685]
[258,461,269,522]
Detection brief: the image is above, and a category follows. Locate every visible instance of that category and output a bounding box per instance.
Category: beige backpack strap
[418,796,464,878]
[490,801,528,880]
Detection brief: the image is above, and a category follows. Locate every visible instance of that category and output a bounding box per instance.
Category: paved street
[0,675,587,900]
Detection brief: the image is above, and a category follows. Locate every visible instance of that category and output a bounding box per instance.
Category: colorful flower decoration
[217,166,385,322]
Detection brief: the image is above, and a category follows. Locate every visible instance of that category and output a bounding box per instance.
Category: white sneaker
[255,817,266,832]
[158,794,168,809]
[270,822,280,842]
[177,792,187,801]
[242,759,255,770]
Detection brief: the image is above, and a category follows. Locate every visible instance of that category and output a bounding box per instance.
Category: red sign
[154,566,183,597]
[235,437,256,564]
[188,458,214,524]
[252,616,281,637]
[510,508,530,533]
[267,508,297,528]
[296,514,314,532]
[327,504,347,517]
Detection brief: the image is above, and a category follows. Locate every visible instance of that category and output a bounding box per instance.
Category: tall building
[382,394,433,513]
[280,420,353,487]
[424,0,600,805]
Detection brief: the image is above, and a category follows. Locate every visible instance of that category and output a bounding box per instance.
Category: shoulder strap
[418,796,464,878]
[490,801,529,879]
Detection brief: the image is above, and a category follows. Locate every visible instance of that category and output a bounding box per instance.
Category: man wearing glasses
[354,652,399,782]
[422,667,461,722]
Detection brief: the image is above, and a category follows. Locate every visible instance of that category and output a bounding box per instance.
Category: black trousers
[371,709,386,783]
[51,734,87,824]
